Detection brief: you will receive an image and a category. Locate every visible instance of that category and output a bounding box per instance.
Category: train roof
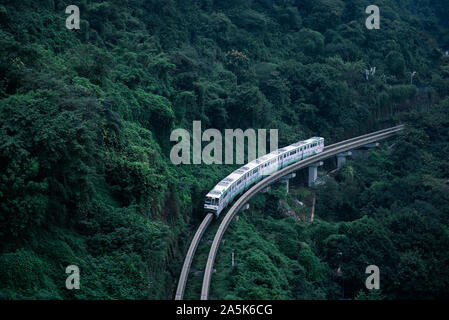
[205,137,324,198]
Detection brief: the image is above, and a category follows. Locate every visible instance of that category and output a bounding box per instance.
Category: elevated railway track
[174,125,404,300]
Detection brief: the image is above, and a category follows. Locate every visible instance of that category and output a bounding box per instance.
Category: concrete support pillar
[337,151,352,168]
[308,162,323,187]
[363,142,380,148]
[352,142,380,159]
[261,186,271,193]
[280,173,296,194]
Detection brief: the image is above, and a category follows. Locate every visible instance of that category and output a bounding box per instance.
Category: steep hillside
[0,0,448,299]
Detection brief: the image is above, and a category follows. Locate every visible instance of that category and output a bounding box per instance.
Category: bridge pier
[352,142,380,159]
[280,173,296,194]
[363,142,380,148]
[308,161,323,187]
[337,151,352,168]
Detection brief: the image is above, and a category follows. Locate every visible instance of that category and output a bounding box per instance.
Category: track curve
[200,125,404,300]
[175,213,213,300]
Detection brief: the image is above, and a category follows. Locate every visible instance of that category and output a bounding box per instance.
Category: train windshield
[205,197,218,205]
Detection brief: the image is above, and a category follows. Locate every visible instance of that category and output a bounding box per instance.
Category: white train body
[204,137,325,216]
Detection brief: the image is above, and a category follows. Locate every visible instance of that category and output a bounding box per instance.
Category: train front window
[206,197,219,206]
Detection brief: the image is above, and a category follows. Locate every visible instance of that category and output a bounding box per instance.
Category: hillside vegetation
[0,0,448,299]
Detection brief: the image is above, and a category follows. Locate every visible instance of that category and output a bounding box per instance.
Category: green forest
[0,0,448,299]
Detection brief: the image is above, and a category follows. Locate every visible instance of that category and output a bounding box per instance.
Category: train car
[204,137,324,217]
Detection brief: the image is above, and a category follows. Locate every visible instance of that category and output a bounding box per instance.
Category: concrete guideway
[175,213,213,300]
[200,125,404,300]
[173,125,404,300]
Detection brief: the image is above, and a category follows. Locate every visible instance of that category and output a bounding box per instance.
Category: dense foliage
[0,0,448,299]
[206,99,449,299]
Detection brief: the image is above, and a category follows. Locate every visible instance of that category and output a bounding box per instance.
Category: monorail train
[204,137,325,217]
